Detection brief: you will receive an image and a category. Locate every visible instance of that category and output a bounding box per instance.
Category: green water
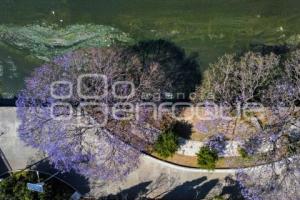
[0,0,300,97]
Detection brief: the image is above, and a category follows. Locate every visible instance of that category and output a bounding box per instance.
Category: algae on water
[0,24,134,61]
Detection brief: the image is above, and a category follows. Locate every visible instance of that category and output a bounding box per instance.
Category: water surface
[0,0,300,96]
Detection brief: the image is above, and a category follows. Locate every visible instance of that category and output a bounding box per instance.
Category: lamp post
[27,171,60,193]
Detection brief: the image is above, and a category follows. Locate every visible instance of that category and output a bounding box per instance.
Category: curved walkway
[0,107,287,198]
[0,107,235,198]
[89,154,233,199]
[144,154,236,173]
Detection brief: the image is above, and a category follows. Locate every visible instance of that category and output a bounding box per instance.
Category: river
[0,0,300,97]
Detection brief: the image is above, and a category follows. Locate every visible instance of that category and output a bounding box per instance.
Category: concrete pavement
[90,155,232,199]
[0,107,42,172]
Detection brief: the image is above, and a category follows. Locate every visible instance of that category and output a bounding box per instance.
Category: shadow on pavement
[162,177,218,200]
[220,176,244,200]
[0,148,12,176]
[98,176,220,200]
[32,159,90,195]
[0,97,17,107]
[99,181,152,200]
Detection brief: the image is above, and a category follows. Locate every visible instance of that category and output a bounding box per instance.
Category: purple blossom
[53,52,73,70]
[269,133,281,143]
[195,121,209,133]
[195,119,220,134]
[241,135,263,155]
[235,171,263,200]
[16,48,162,181]
[205,133,227,154]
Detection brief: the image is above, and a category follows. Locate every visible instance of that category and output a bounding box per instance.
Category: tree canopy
[154,131,179,158]
[196,50,300,199]
[0,171,73,200]
[195,52,280,105]
[196,146,218,170]
[16,47,177,180]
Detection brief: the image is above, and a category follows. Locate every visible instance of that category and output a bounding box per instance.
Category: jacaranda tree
[16,47,176,181]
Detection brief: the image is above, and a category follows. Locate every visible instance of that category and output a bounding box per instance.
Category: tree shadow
[96,176,244,200]
[98,175,216,200]
[170,120,193,139]
[32,159,90,195]
[220,176,244,200]
[99,181,152,200]
[0,97,17,106]
[98,173,176,200]
[0,159,9,176]
[248,43,291,56]
[131,39,201,100]
[0,148,11,177]
[162,177,218,200]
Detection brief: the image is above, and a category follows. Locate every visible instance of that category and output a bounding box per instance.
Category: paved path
[90,155,233,199]
[0,107,234,199]
[0,107,42,172]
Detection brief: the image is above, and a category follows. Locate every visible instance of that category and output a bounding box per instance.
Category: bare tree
[195,52,280,106]
[194,50,300,199]
[236,50,300,200]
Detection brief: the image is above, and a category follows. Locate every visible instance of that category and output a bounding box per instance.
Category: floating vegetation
[286,34,300,46]
[0,24,134,61]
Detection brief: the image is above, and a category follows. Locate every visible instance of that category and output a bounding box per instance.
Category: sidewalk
[0,107,41,170]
